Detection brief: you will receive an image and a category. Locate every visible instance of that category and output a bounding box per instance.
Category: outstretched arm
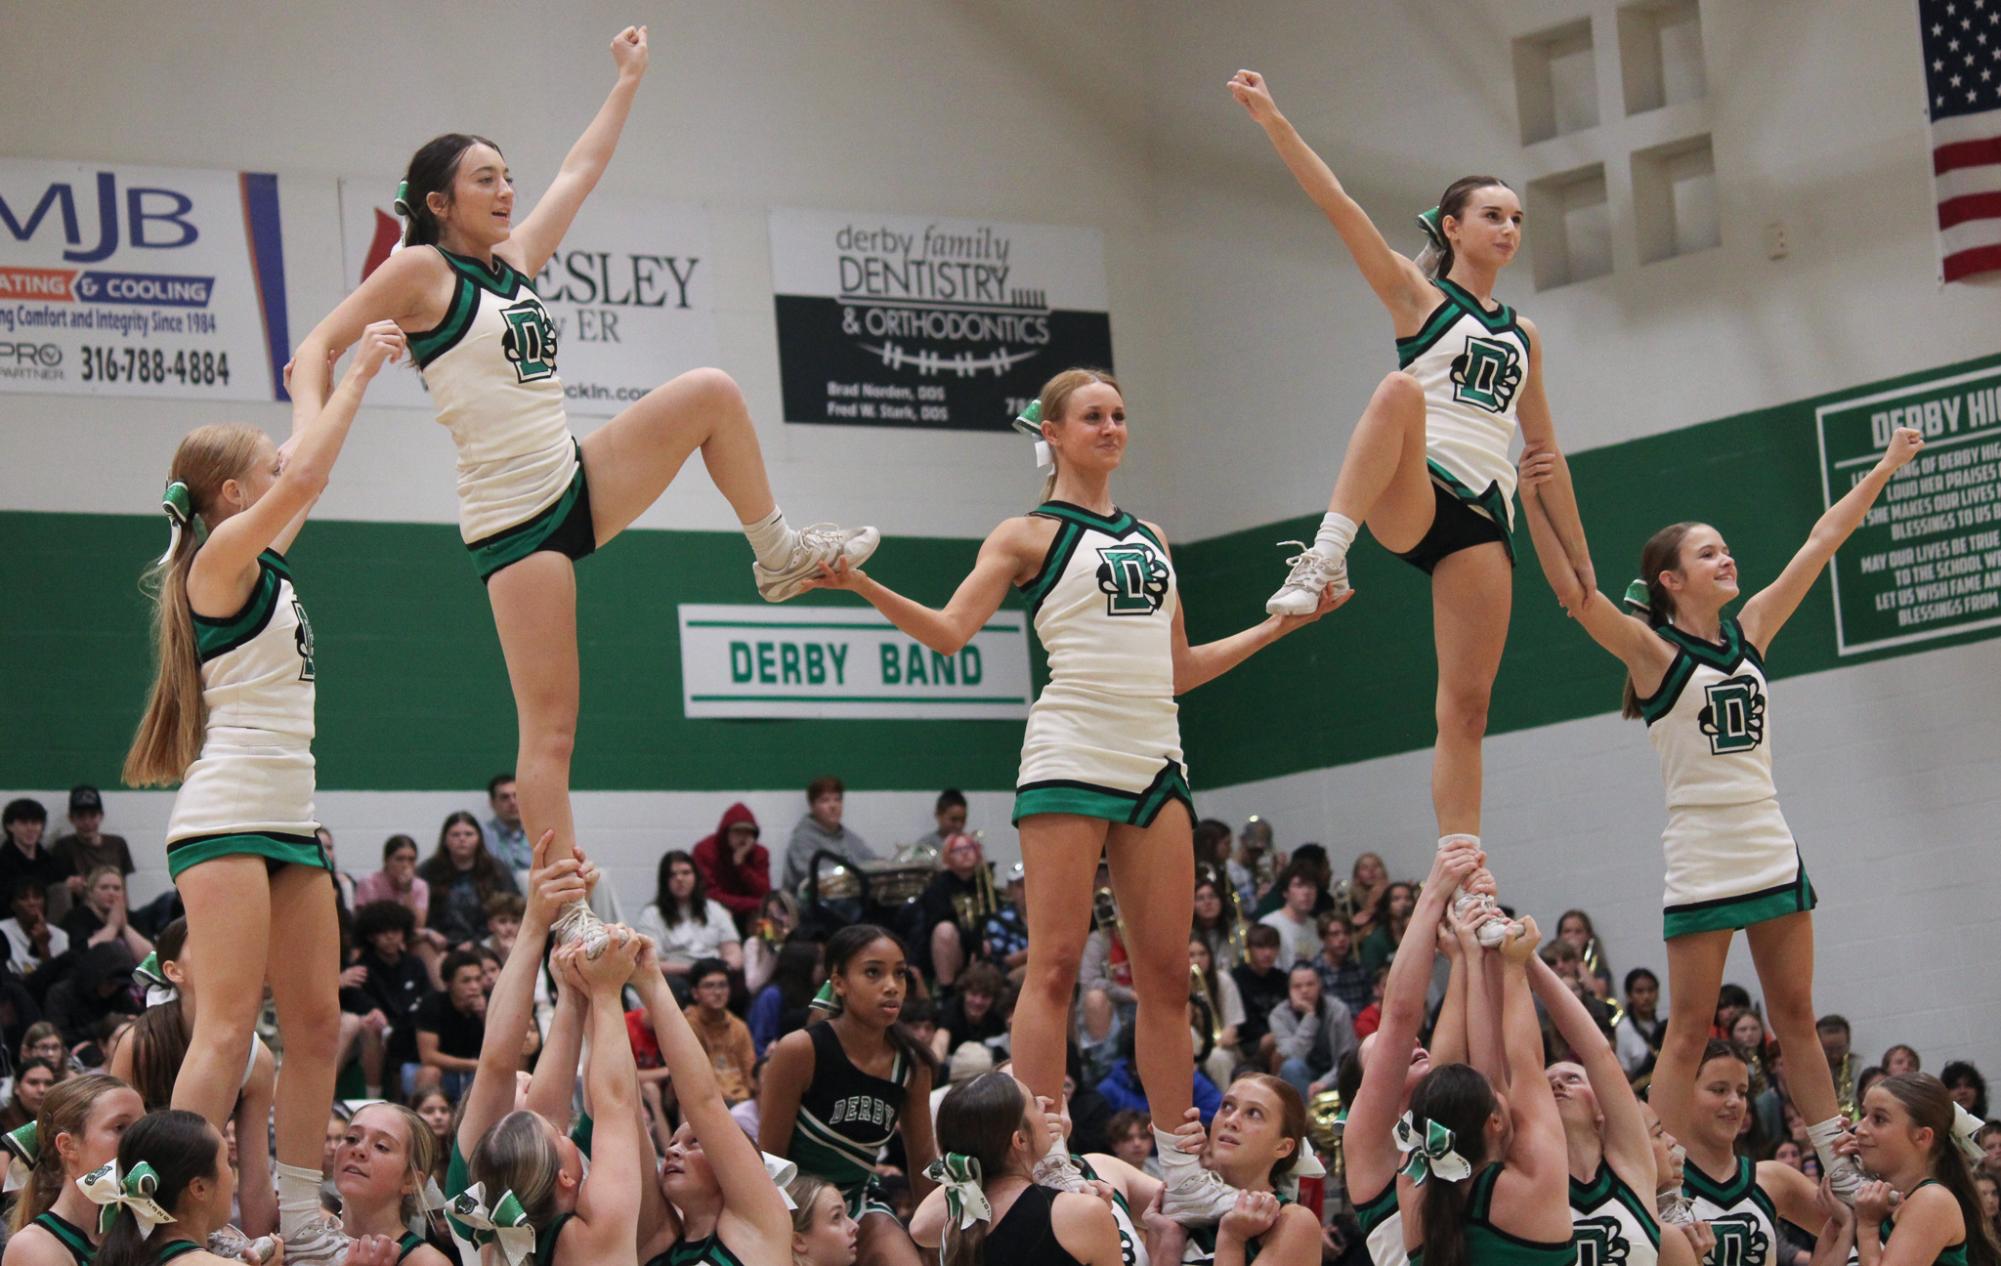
[1527,954,1652,1186]
[1514,318,1594,602]
[632,942,792,1258]
[1496,921,1569,1204]
[1519,454,1671,677]
[503,27,649,277]
[1162,524,1350,693]
[1740,427,1924,652]
[809,520,1028,655]
[191,323,403,599]
[522,958,587,1126]
[1226,71,1433,326]
[457,833,588,1156]
[563,936,646,1264]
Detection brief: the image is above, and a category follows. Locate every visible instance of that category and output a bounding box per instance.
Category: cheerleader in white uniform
[1227,71,1596,893]
[809,368,1344,1221]
[1516,426,1925,1199]
[122,322,407,1258]
[284,25,877,944]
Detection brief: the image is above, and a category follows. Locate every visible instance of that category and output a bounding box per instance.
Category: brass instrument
[1190,962,1224,1046]
[950,859,999,931]
[1093,885,1127,943]
[1577,937,1625,1029]
[1329,879,1357,923]
[1308,1087,1345,1179]
[1834,1052,1857,1120]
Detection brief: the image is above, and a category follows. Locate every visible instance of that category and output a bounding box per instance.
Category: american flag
[1921,0,2001,281]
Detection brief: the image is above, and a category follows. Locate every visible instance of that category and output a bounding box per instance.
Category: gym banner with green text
[676,603,1033,720]
[1816,363,2001,655]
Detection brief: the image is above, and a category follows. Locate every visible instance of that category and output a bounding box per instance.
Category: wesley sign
[677,604,1033,720]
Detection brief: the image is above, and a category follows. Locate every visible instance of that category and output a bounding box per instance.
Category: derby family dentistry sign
[677,604,1032,720]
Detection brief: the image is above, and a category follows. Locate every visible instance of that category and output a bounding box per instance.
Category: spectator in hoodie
[780,775,877,892]
[1269,961,1354,1099]
[691,801,771,926]
[636,849,743,981]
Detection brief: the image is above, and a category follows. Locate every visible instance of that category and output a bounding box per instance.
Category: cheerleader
[3,1075,146,1266]
[1853,1075,2001,1266]
[1517,425,1925,1196]
[284,26,876,948]
[808,367,1342,1221]
[121,321,405,1257]
[761,926,937,1266]
[912,1072,1122,1266]
[1227,70,1594,898]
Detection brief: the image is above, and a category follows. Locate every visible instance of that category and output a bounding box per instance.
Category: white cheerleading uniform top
[1638,618,1776,810]
[166,548,318,842]
[1352,1180,1409,1266]
[1028,506,1177,704]
[1076,1156,1149,1266]
[1683,1157,1779,1266]
[1393,277,1533,528]
[1570,1162,1661,1266]
[408,247,575,544]
[1012,502,1190,823]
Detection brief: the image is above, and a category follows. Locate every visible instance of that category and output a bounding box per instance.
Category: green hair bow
[451,1183,535,1266]
[79,1160,176,1236]
[923,1152,991,1259]
[1011,399,1051,471]
[1622,578,1652,613]
[4,1121,38,1167]
[1393,1112,1471,1186]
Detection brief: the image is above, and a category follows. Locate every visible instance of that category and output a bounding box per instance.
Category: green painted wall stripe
[8,352,1999,796]
[0,515,1040,793]
[1173,349,2001,789]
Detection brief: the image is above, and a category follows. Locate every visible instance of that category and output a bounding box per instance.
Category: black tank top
[987,1183,1085,1266]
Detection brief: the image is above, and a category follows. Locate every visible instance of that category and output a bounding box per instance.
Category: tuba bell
[1308,1087,1345,1179]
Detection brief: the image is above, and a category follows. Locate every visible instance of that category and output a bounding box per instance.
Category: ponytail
[1619,522,1698,720]
[94,1110,221,1266]
[934,1073,1030,1266]
[123,424,268,786]
[1408,1065,1496,1266]
[1877,1075,2001,1266]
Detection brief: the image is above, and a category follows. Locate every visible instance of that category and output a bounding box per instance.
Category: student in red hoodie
[692,802,771,926]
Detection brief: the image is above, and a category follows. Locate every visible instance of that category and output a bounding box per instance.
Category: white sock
[1152,1125,1203,1179]
[276,1162,322,1236]
[742,507,796,568]
[1313,512,1357,557]
[1437,833,1481,851]
[1805,1115,1851,1168]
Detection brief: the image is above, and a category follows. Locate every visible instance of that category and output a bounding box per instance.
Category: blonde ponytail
[122,424,268,787]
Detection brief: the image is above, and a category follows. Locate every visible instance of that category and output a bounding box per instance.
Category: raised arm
[503,27,648,277]
[1427,922,1470,1066]
[522,960,587,1126]
[288,247,440,425]
[1526,954,1652,1186]
[1345,841,1480,1194]
[190,322,403,600]
[1495,921,1569,1201]
[562,936,646,1264]
[1164,525,1349,694]
[1518,455,1668,672]
[456,832,586,1156]
[632,943,791,1258]
[1739,427,1923,652]
[1226,71,1433,326]
[1513,318,1594,600]
[1447,904,1505,1088]
[809,519,1029,655]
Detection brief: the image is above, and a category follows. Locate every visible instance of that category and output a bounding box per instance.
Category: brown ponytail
[123,424,268,786]
[1876,1074,2001,1266]
[1619,521,1699,720]
[1027,368,1121,506]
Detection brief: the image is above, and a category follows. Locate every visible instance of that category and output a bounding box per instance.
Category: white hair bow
[1275,1139,1328,1202]
[1951,1103,1986,1167]
[763,1152,799,1211]
[450,1182,536,1266]
[78,1161,177,1237]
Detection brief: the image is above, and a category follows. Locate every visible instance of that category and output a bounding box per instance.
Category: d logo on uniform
[501,299,559,382]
